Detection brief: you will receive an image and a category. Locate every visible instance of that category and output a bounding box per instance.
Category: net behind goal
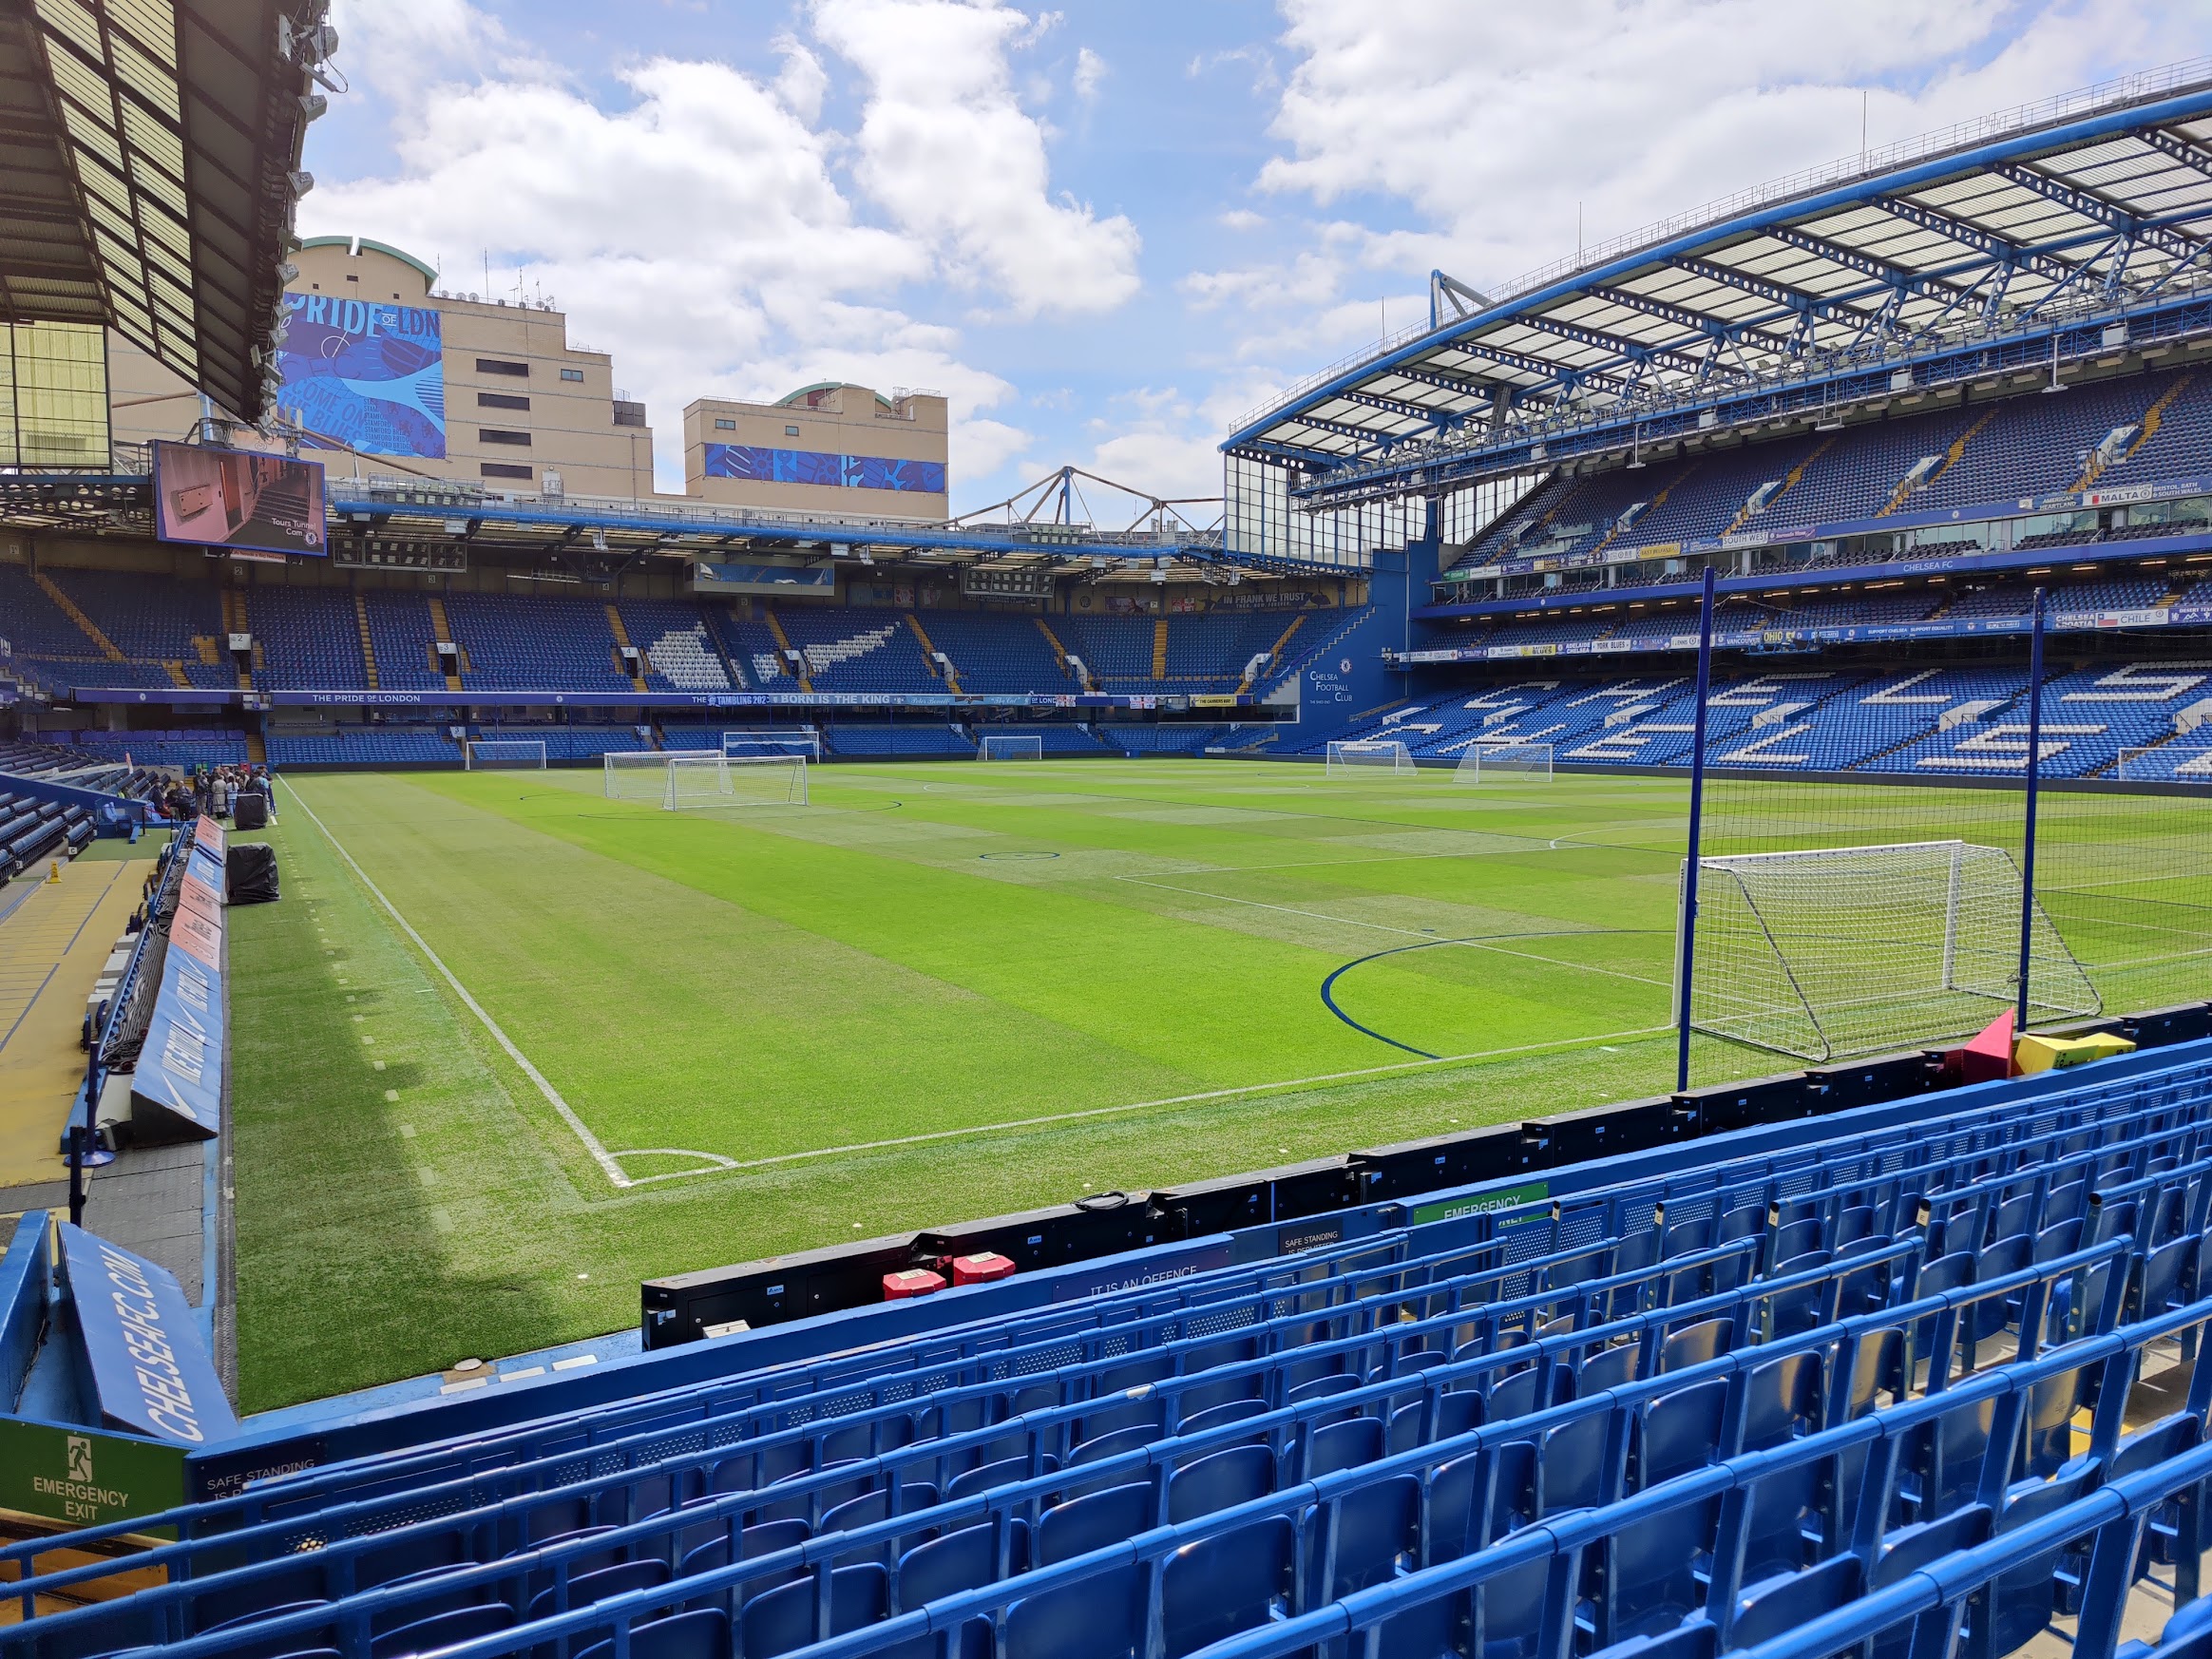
[980,735,1042,761]
[1325,740,1416,776]
[1682,839,2099,1063]
[467,738,546,771]
[1455,742,1552,782]
[604,749,719,800]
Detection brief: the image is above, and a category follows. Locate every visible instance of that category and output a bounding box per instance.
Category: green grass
[224,760,2205,1411]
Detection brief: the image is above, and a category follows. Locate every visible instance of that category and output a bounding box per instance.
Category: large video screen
[152,442,328,559]
[276,292,447,459]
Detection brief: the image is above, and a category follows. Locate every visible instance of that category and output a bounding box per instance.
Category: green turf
[224,760,2206,1411]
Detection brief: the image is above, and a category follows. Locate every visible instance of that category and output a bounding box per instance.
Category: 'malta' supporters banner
[57,1224,236,1445]
[277,291,447,459]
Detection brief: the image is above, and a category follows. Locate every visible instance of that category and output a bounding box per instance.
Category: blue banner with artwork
[276,292,446,460]
[703,443,944,495]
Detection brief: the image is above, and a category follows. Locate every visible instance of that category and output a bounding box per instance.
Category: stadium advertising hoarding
[55,1224,237,1445]
[702,443,945,496]
[152,442,327,559]
[276,290,447,459]
[132,822,225,1140]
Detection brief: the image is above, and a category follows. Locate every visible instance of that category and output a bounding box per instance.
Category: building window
[613,400,647,429]
[560,368,585,382]
[1,321,109,468]
[480,428,532,446]
[715,417,735,429]
[477,357,529,377]
[481,462,532,480]
[785,425,801,436]
[478,391,530,410]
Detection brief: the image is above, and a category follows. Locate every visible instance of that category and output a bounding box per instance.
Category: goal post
[466,738,546,771]
[604,748,719,800]
[723,728,821,760]
[1678,839,2100,1063]
[980,734,1043,761]
[2118,745,2212,784]
[1325,739,1416,777]
[1455,742,1553,783]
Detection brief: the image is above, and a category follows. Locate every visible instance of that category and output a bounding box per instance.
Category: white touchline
[705,1024,1677,1173]
[281,777,639,1190]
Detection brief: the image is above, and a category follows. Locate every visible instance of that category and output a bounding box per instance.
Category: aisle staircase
[1034,618,1083,688]
[1592,461,1699,557]
[33,572,124,661]
[353,592,380,691]
[1241,614,1306,694]
[1880,406,1999,515]
[1151,618,1170,679]
[1722,437,1835,537]
[605,603,649,693]
[760,607,812,693]
[2075,372,2197,492]
[905,614,960,692]
[426,596,467,694]
[219,589,259,689]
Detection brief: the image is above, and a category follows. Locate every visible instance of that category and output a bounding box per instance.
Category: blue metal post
[2016,588,2047,1029]
[1676,564,1718,1094]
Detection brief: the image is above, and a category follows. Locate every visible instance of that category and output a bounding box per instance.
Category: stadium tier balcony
[11,1042,2212,1659]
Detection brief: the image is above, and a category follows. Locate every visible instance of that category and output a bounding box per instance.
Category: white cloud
[1073,46,1107,104]
[811,0,1141,317]
[1216,208,1265,233]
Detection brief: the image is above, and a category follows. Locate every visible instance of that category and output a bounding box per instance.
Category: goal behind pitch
[466,738,546,771]
[1325,740,1416,776]
[1455,742,1553,783]
[1680,839,2098,1063]
[606,751,807,809]
[980,734,1043,761]
[2118,745,2212,784]
[723,728,821,760]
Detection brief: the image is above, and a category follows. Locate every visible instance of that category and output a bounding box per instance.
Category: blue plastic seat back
[1306,1476,1419,1598]
[1389,1386,1482,1455]
[576,1608,727,1659]
[1971,1234,2033,1341]
[1739,1458,1828,1586]
[739,1563,888,1659]
[1161,1516,1293,1659]
[371,1602,514,1659]
[1005,1563,1143,1659]
[1980,1467,2099,1658]
[1305,1414,1385,1479]
[1659,1317,1732,1374]
[1740,1351,1825,1452]
[1635,1380,1726,1492]
[946,1452,1057,1502]
[526,1557,671,1624]
[1730,1554,1863,1651]
[1764,1250,1834,1338]
[1576,1343,1642,1398]
[1169,1443,1274,1522]
[200,1603,338,1659]
[1068,1422,1161,1469]
[1603,1497,1720,1641]
[678,1516,810,1596]
[1178,1397,1269,1440]
[1541,1410,1622,1515]
[1038,1481,1152,1567]
[898,1521,1024,1605]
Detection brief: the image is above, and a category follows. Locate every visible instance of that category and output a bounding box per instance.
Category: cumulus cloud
[812,0,1141,316]
[1073,47,1107,104]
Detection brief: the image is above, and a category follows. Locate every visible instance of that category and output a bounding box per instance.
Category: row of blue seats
[10,1060,2210,1659]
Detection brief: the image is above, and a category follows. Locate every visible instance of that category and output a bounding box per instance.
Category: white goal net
[1325,740,1416,776]
[467,738,546,771]
[1680,839,2099,1063]
[724,728,821,760]
[604,749,719,800]
[2118,745,2212,784]
[1455,742,1553,783]
[980,734,1043,761]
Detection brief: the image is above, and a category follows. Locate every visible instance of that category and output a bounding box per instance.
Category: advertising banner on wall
[276,292,447,459]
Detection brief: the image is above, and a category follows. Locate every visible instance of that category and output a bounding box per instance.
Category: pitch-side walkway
[0,855,148,1213]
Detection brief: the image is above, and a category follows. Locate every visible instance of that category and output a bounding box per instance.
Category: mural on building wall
[276,293,446,459]
[702,443,944,495]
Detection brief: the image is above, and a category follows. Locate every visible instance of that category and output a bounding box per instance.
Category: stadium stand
[9,1037,2212,1659]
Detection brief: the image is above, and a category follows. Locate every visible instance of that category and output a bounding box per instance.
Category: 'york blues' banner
[57,1224,237,1444]
[277,291,447,460]
[703,443,944,496]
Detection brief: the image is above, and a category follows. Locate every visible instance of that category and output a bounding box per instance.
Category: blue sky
[306,0,2202,512]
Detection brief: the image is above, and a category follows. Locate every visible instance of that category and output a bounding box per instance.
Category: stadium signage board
[133,828,227,1138]
[0,1418,185,1530]
[1411,1181,1552,1228]
[56,1225,237,1445]
[1047,1242,1234,1303]
[257,689,1232,711]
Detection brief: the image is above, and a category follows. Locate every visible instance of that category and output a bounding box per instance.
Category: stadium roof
[0,0,334,424]
[1227,61,2212,499]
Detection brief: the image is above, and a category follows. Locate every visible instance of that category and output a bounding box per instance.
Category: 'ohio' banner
[277,291,446,460]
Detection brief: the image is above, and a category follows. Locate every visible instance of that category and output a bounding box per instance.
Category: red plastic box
[883,1268,946,1301]
[950,1251,1016,1286]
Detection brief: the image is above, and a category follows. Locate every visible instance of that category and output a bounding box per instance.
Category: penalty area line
[705,1024,1675,1176]
[280,778,644,1191]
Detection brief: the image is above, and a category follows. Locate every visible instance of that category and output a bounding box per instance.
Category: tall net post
[1676,566,1717,1094]
[2016,588,2046,1029]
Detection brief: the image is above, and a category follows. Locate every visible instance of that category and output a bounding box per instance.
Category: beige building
[684,383,947,522]
[107,237,657,500]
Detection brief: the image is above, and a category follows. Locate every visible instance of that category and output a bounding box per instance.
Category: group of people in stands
[163,763,273,826]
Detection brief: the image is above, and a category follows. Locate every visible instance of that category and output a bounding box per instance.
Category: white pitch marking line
[1116,876,1674,990]
[282,777,638,1191]
[702,1023,1677,1174]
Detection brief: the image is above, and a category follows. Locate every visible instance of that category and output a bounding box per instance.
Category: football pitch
[225,759,2203,1409]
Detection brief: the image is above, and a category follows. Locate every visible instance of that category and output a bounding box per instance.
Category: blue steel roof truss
[1227,80,2212,504]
